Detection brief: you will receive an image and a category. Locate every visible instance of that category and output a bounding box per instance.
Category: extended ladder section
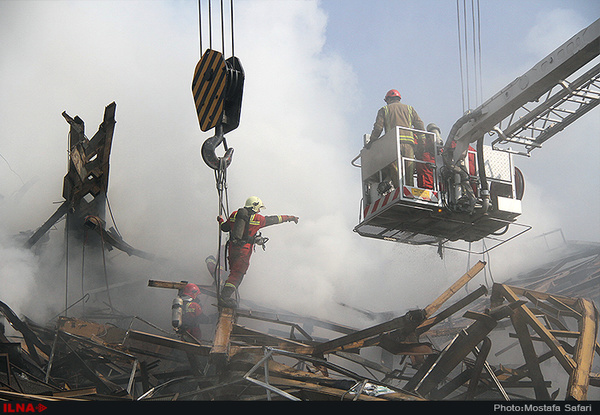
[491,61,600,155]
[449,18,600,159]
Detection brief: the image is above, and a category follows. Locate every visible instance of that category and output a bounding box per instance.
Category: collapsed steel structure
[1,245,598,402]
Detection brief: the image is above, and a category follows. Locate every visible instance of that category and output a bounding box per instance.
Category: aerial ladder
[353,18,600,254]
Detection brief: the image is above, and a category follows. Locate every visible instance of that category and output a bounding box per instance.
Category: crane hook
[201,125,234,170]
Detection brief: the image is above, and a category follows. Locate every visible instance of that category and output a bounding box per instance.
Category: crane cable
[457,0,496,286]
[214,157,230,297]
[198,0,237,299]
[456,0,483,113]
[198,0,235,57]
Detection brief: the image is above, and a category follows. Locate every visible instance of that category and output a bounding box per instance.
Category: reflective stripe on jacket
[221,208,294,245]
[370,101,425,145]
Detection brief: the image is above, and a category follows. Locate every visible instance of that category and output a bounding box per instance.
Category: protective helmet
[385,89,401,102]
[183,283,201,300]
[244,196,265,212]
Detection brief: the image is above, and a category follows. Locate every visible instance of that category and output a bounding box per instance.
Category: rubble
[1,250,598,402]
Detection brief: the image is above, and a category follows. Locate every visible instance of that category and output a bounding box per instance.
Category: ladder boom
[492,62,600,155]
[450,18,600,161]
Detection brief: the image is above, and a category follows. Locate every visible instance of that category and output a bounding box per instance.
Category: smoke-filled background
[1,0,599,331]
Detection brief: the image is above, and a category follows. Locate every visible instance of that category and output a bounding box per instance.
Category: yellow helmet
[245,196,265,212]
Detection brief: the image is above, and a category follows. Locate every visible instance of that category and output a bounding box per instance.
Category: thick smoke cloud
[0,1,598,331]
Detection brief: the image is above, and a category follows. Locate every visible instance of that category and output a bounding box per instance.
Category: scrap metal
[1,247,598,401]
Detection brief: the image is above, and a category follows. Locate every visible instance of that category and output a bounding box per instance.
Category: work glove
[217,215,225,224]
[286,216,299,224]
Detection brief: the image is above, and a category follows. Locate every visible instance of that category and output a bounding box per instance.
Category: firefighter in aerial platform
[368,89,426,188]
[217,196,299,308]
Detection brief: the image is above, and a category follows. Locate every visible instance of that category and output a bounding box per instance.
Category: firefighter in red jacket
[174,283,204,341]
[217,196,299,307]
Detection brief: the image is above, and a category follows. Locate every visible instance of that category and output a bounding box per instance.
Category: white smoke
[0,1,598,333]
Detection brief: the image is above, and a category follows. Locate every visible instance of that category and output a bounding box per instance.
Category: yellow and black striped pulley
[192,49,228,132]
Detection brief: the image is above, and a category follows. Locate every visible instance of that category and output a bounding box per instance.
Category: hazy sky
[1,1,599,325]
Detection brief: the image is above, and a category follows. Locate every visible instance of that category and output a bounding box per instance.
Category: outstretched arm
[264,215,299,227]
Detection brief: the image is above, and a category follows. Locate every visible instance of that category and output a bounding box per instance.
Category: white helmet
[245,196,265,212]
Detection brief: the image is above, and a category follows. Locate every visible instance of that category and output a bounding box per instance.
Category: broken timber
[210,307,235,366]
[2,249,599,401]
[23,102,151,260]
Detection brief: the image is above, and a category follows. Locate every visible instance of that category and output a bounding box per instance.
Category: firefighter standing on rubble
[173,283,208,342]
[217,196,299,308]
[368,89,426,187]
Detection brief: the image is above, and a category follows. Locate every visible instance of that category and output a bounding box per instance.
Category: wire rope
[198,0,203,54]
[197,1,238,300]
[99,226,114,312]
[220,0,225,55]
[230,0,235,56]
[462,0,471,110]
[475,0,483,105]
[456,0,466,113]
[456,0,483,111]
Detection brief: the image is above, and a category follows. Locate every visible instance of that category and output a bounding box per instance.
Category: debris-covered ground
[1,240,598,402]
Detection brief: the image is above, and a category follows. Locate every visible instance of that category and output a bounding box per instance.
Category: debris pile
[1,248,598,402]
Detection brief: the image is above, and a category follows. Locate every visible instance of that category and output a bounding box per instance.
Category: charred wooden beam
[148,279,218,300]
[0,301,51,367]
[235,308,357,336]
[494,284,577,374]
[25,102,148,259]
[148,280,188,291]
[417,284,488,336]
[510,307,551,399]
[231,324,313,353]
[312,309,426,356]
[83,215,155,260]
[413,300,522,399]
[23,201,69,249]
[492,283,600,400]
[124,330,211,357]
[265,376,423,401]
[466,336,491,400]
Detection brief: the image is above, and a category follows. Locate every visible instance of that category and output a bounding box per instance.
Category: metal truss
[491,61,600,156]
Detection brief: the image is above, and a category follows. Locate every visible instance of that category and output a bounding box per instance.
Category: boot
[219,284,238,308]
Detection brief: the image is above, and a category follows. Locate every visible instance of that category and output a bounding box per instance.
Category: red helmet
[385,89,401,101]
[183,283,201,300]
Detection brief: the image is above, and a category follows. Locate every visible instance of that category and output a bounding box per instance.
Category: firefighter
[416,132,436,190]
[174,283,204,341]
[368,89,426,187]
[217,196,299,308]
